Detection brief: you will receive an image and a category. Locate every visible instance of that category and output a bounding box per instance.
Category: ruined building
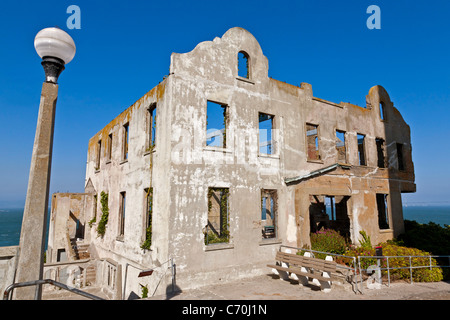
[46,27,415,298]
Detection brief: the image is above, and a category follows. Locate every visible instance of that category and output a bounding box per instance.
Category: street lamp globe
[34,27,76,83]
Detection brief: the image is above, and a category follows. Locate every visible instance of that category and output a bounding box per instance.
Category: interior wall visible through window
[336,130,346,162]
[357,134,366,166]
[306,123,320,161]
[261,189,277,239]
[206,101,228,148]
[376,193,389,229]
[259,113,274,155]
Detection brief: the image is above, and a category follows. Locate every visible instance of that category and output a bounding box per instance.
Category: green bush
[344,241,443,282]
[310,229,347,257]
[379,242,443,282]
[398,220,450,256]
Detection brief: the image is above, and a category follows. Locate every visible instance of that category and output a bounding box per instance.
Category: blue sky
[0,0,449,207]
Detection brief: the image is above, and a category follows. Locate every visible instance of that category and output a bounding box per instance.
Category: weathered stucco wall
[48,27,415,298]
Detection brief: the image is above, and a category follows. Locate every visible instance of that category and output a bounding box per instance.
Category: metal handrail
[357,254,450,292]
[3,279,105,300]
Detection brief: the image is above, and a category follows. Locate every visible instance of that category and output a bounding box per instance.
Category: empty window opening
[376,193,389,229]
[142,188,153,250]
[92,193,98,224]
[119,192,126,236]
[107,133,112,161]
[357,134,366,166]
[336,130,346,162]
[205,188,229,245]
[261,189,277,239]
[309,195,350,239]
[396,143,405,171]
[306,124,320,161]
[206,101,228,148]
[57,249,67,262]
[259,113,274,155]
[379,102,386,121]
[96,139,102,170]
[69,210,84,241]
[123,123,129,160]
[376,138,386,168]
[147,103,157,150]
[238,51,249,78]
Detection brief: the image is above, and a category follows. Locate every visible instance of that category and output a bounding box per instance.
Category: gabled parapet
[170,27,269,85]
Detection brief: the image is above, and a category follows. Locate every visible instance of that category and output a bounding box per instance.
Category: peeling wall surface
[48,27,415,297]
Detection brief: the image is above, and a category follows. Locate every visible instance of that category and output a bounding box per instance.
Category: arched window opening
[238,51,250,79]
[379,101,386,121]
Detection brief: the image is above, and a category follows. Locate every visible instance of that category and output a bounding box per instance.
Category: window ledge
[259,238,282,246]
[236,76,255,84]
[204,243,234,252]
[379,229,393,234]
[203,146,232,154]
[116,235,124,242]
[119,159,128,165]
[258,153,280,160]
[307,159,324,164]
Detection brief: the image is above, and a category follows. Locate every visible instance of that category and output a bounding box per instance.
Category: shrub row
[310,226,446,282]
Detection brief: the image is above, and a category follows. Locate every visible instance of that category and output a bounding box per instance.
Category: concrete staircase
[71,241,91,260]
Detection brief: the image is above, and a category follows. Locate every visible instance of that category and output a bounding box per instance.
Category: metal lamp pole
[14,27,76,300]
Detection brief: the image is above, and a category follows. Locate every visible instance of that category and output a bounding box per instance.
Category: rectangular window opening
[309,195,351,238]
[357,134,366,166]
[259,113,274,155]
[96,139,102,170]
[376,138,386,168]
[376,193,389,230]
[306,123,320,161]
[261,189,277,239]
[107,133,112,161]
[206,101,228,148]
[119,191,126,236]
[123,123,129,160]
[336,130,346,162]
[142,188,153,249]
[147,103,157,150]
[205,188,229,245]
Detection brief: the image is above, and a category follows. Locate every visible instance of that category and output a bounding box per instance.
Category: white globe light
[34,27,76,65]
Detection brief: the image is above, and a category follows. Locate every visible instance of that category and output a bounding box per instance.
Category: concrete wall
[0,246,18,295]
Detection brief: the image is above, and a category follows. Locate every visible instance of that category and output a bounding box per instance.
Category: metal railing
[357,254,450,292]
[3,279,105,300]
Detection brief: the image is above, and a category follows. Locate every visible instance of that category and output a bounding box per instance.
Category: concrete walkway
[147,273,450,300]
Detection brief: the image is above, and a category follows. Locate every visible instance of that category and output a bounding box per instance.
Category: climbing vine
[141,188,153,250]
[96,191,109,238]
[205,188,230,244]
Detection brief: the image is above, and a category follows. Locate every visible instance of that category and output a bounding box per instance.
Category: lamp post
[14,27,75,300]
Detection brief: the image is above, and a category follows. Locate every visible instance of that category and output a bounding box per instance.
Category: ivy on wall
[141,188,153,250]
[205,188,230,245]
[96,191,109,238]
